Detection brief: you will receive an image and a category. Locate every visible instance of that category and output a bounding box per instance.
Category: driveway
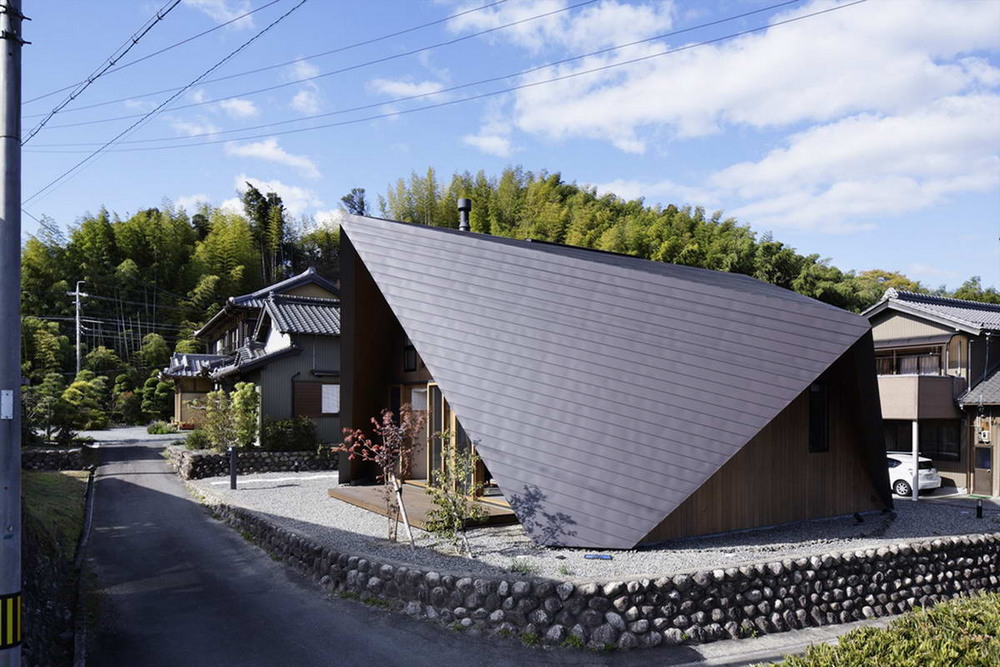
[80,427,875,666]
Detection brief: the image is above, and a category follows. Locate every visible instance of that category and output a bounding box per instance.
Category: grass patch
[773,593,1000,666]
[521,632,540,647]
[22,470,90,559]
[561,634,585,649]
[509,558,540,575]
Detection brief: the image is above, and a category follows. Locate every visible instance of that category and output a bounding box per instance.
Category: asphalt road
[81,428,872,666]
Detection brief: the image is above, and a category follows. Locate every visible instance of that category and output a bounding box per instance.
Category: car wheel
[893,480,912,496]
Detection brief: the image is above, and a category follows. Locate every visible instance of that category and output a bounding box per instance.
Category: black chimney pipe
[457,198,472,232]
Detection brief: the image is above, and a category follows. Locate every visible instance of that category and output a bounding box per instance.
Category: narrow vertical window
[808,382,829,453]
[403,336,417,372]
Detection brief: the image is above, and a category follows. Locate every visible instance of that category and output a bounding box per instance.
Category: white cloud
[368,78,448,99]
[504,0,1000,147]
[462,133,512,157]
[908,262,956,279]
[219,197,243,215]
[185,0,254,29]
[714,95,1000,232]
[234,175,323,217]
[175,194,210,211]
[313,209,345,229]
[448,0,673,53]
[169,118,219,137]
[124,99,153,111]
[217,98,259,119]
[286,59,322,114]
[225,139,321,179]
[291,89,321,115]
[591,178,719,207]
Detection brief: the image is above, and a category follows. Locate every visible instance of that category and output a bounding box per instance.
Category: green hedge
[260,417,317,452]
[777,593,1000,666]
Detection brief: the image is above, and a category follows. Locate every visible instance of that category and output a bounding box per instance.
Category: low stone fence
[206,500,1000,650]
[166,445,337,480]
[21,447,87,471]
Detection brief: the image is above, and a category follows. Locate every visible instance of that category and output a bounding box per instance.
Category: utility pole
[0,1,23,664]
[68,280,87,374]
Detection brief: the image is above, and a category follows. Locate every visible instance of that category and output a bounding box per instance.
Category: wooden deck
[326,483,517,529]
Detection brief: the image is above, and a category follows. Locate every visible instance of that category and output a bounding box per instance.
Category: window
[808,382,829,453]
[403,336,417,372]
[410,387,427,411]
[321,384,340,414]
[884,419,960,461]
[919,420,960,461]
[294,382,339,417]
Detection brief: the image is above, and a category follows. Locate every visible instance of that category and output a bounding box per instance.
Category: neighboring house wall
[871,312,952,341]
[175,377,214,425]
[285,283,336,299]
[644,338,884,542]
[254,336,341,442]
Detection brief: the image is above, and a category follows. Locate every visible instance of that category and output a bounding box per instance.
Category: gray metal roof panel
[960,367,1000,406]
[342,216,873,548]
[162,353,228,378]
[231,266,339,306]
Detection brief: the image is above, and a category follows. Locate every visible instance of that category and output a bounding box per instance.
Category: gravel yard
[189,471,1000,582]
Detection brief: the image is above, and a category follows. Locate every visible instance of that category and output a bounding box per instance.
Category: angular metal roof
[263,294,341,336]
[210,342,301,380]
[342,215,874,548]
[960,367,1000,407]
[863,289,1000,335]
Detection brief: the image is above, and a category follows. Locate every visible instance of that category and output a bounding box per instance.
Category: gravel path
[189,471,1000,583]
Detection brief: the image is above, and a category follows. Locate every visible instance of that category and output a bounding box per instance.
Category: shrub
[777,593,1000,666]
[183,429,211,451]
[260,417,317,451]
[425,437,487,556]
[147,421,177,434]
[194,382,259,451]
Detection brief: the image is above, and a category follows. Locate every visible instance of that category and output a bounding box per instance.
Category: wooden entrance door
[973,446,993,496]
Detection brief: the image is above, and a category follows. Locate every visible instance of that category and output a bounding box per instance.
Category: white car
[886,453,942,496]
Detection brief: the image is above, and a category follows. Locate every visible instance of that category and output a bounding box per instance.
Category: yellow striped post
[0,593,20,649]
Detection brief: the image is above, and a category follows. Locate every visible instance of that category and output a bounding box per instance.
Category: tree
[340,187,368,216]
[425,436,487,557]
[62,372,111,430]
[338,405,425,547]
[196,382,260,451]
[140,374,173,421]
[83,345,122,376]
[242,183,287,284]
[138,333,170,372]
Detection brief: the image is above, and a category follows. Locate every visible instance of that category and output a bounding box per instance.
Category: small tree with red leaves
[338,404,425,547]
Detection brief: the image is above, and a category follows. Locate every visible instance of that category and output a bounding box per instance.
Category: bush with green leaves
[777,592,1000,666]
[146,420,177,434]
[260,417,316,451]
[140,374,173,422]
[194,382,259,452]
[183,429,211,451]
[425,435,488,557]
[61,371,111,430]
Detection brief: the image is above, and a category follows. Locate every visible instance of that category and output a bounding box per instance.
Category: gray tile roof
[867,289,1000,334]
[210,343,301,379]
[162,353,227,378]
[263,294,341,336]
[231,267,339,308]
[342,215,877,549]
[960,367,1000,406]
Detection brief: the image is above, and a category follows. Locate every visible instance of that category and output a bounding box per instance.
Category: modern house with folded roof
[338,214,892,549]
[863,289,1000,496]
[162,267,340,433]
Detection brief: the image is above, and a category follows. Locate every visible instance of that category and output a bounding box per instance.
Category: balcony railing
[876,353,942,376]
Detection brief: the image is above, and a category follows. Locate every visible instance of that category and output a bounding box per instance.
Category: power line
[22,0,183,144]
[28,0,588,126]
[22,0,287,106]
[28,0,802,147]
[23,0,311,206]
[26,0,861,156]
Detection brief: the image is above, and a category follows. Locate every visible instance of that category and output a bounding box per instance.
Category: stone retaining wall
[166,445,337,480]
[21,447,85,471]
[207,500,1000,650]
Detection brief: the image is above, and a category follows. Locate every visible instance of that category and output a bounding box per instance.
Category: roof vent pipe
[457,198,472,232]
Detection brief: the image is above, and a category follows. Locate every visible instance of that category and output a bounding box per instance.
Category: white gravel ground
[188,471,1000,583]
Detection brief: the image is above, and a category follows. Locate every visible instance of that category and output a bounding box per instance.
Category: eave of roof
[262,294,341,336]
[209,344,301,379]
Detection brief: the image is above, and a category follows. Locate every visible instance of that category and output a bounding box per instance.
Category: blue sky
[20,0,1000,290]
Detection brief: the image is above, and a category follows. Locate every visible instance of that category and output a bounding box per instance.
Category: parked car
[886,453,942,496]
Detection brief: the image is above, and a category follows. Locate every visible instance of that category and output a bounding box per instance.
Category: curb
[72,465,98,667]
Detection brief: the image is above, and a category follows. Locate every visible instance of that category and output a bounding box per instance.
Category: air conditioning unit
[980,430,991,444]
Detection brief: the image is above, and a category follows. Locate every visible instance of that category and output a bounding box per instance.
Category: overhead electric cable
[28,0,591,124]
[26,0,851,155]
[24,0,311,205]
[31,0,802,145]
[23,0,287,106]
[22,0,184,144]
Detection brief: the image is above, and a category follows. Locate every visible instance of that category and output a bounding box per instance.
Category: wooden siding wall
[340,234,395,481]
[642,347,885,543]
[871,312,951,341]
